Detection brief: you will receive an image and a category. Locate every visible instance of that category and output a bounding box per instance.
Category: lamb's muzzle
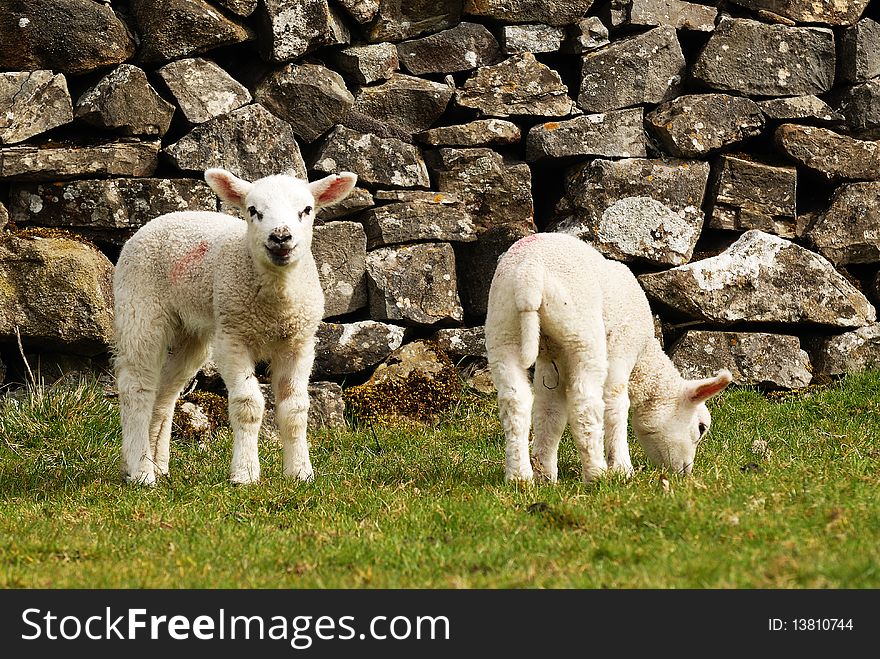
[113,167,357,485]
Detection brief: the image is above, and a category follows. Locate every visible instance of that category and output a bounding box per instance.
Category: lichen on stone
[172,390,229,442]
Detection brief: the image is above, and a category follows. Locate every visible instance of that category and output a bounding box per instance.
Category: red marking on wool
[508,234,542,253]
[170,241,209,283]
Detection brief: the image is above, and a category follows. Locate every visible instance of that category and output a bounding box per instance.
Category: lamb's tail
[514,263,544,369]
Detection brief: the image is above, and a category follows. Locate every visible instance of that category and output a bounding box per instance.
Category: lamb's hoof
[124,470,156,486]
[582,465,608,484]
[608,462,634,479]
[285,466,315,482]
[230,470,260,485]
[530,456,558,483]
[505,466,535,483]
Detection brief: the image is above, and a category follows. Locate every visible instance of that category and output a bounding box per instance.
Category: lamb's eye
[300,206,313,217]
[248,206,263,220]
[698,422,708,437]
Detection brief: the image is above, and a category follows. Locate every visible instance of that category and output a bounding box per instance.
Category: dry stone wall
[2,0,880,411]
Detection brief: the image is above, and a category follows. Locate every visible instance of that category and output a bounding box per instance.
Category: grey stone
[464,0,596,26]
[367,0,462,42]
[312,221,368,318]
[312,125,430,188]
[829,79,880,132]
[0,233,114,355]
[416,119,521,147]
[256,0,348,63]
[9,178,217,244]
[775,123,880,182]
[805,182,880,265]
[692,17,836,97]
[337,0,380,23]
[75,65,175,138]
[430,326,486,359]
[213,0,259,17]
[454,224,534,318]
[131,0,251,64]
[337,108,414,143]
[501,24,565,54]
[372,190,462,203]
[646,94,764,159]
[425,148,534,233]
[317,187,375,221]
[562,17,609,54]
[578,26,685,113]
[0,202,7,231]
[398,22,501,74]
[708,155,797,239]
[157,58,252,126]
[730,0,870,26]
[314,320,405,376]
[670,331,812,390]
[330,43,399,85]
[366,243,464,326]
[810,324,880,378]
[0,0,135,75]
[255,63,354,143]
[608,0,717,31]
[638,230,877,329]
[351,74,454,135]
[361,199,476,249]
[0,71,72,146]
[839,17,880,84]
[456,53,575,118]
[757,95,844,124]
[0,139,160,182]
[306,382,346,430]
[164,104,307,181]
[551,157,710,266]
[526,108,646,162]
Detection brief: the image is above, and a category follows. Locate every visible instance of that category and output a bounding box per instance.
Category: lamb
[485,232,732,484]
[113,167,357,485]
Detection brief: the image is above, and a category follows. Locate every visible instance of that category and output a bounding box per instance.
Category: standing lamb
[485,232,732,484]
[113,168,357,485]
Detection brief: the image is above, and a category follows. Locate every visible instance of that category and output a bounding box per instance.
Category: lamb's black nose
[269,230,292,245]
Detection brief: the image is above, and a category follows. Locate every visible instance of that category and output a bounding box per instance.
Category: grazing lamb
[113,167,357,485]
[485,232,732,483]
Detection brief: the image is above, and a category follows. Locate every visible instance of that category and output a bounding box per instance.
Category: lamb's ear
[309,172,358,208]
[204,168,252,207]
[684,369,733,404]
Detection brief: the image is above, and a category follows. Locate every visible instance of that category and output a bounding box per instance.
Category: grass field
[0,372,878,589]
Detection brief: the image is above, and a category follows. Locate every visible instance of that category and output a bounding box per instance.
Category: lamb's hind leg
[566,345,608,484]
[215,338,263,484]
[530,355,567,483]
[489,344,534,482]
[116,313,170,485]
[149,334,211,477]
[604,357,635,477]
[272,339,316,482]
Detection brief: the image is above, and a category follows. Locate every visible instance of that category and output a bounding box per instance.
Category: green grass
[0,372,878,589]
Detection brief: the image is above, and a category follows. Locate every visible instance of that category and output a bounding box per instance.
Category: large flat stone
[638,230,876,329]
[526,109,646,162]
[312,221,368,318]
[0,70,72,145]
[0,139,160,182]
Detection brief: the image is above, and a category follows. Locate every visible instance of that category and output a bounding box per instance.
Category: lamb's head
[205,168,358,268]
[630,370,732,475]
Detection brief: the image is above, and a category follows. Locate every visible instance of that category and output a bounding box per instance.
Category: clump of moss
[343,341,464,426]
[3,226,101,252]
[172,390,229,441]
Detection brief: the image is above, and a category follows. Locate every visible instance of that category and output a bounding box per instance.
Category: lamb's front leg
[216,340,264,484]
[603,359,634,478]
[272,339,315,482]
